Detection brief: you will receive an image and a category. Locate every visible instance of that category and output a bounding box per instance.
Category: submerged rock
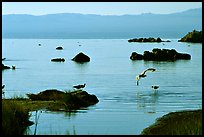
[51,58,65,62]
[72,52,90,63]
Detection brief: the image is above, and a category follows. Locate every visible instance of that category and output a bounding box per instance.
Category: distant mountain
[2,8,202,39]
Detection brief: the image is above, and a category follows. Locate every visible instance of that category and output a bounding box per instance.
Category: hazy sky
[2,2,202,15]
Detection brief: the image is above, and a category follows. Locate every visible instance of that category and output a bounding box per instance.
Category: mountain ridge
[2,8,202,39]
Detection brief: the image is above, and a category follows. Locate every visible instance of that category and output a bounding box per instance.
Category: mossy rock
[178,30,202,43]
[26,89,99,110]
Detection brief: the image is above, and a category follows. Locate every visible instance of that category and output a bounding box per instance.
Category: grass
[2,89,99,135]
[2,99,33,135]
[141,109,202,135]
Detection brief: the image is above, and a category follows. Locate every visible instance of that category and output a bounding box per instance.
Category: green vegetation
[2,89,99,135]
[2,100,33,135]
[178,30,202,43]
[141,109,202,135]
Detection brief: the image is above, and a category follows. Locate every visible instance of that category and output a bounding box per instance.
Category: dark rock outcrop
[26,89,99,110]
[130,52,143,60]
[128,37,171,43]
[178,30,202,43]
[56,46,63,50]
[51,58,65,62]
[130,48,191,61]
[72,52,90,63]
[2,63,11,70]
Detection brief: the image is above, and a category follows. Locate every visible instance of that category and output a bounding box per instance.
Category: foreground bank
[141,109,202,135]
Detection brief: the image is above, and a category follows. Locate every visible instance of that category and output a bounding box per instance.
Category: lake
[2,38,202,135]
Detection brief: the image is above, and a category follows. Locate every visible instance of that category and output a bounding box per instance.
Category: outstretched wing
[141,68,156,75]
[146,68,156,72]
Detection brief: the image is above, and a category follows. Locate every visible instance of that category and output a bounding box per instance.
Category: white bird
[136,68,156,86]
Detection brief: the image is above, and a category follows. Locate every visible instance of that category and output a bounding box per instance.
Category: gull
[136,68,156,86]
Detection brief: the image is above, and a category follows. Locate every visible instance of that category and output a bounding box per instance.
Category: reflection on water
[136,89,159,114]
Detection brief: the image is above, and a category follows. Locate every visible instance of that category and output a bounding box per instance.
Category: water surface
[2,39,202,135]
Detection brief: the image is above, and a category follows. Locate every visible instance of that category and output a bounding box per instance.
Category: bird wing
[141,68,156,75]
[146,68,156,72]
[140,70,147,75]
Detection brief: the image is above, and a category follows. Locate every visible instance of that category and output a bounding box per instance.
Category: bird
[136,68,156,86]
[73,83,86,90]
[152,85,159,94]
[152,85,159,90]
[12,65,16,70]
[2,85,5,98]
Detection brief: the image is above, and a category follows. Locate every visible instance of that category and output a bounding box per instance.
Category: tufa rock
[72,52,90,63]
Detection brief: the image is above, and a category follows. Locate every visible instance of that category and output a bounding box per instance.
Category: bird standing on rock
[73,83,86,90]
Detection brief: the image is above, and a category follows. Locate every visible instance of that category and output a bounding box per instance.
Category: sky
[2,2,202,16]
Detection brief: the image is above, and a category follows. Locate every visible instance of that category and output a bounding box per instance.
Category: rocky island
[178,30,202,43]
[130,48,191,61]
[128,37,170,43]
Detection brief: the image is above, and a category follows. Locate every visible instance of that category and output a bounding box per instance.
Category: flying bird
[73,83,86,90]
[136,68,156,86]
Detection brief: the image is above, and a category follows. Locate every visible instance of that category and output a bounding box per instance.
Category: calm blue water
[2,39,202,135]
